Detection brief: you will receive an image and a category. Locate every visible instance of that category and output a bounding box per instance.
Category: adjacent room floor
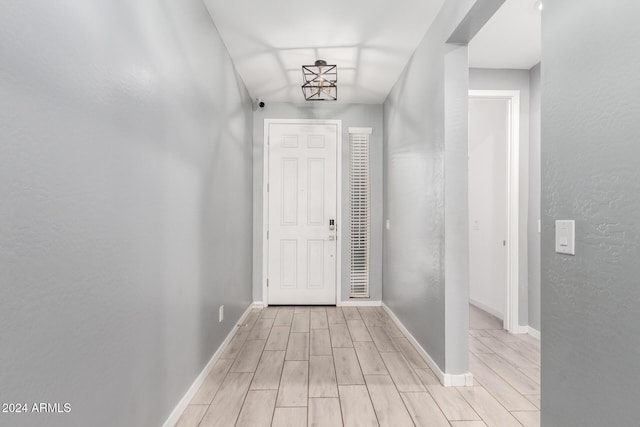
[174,305,540,426]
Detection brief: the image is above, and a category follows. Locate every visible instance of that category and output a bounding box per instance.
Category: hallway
[3,1,636,425]
[176,306,540,426]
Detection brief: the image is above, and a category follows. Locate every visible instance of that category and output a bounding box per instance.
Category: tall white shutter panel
[349,128,371,298]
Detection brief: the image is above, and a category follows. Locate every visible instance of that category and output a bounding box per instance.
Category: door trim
[262,119,343,306]
[468,90,521,333]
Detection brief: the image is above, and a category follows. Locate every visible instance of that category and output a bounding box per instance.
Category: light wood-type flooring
[175,305,540,426]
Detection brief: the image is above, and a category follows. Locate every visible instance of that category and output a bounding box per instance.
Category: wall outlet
[219,305,224,323]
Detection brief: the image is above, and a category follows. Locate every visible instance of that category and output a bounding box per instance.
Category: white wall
[0,2,253,426]
[253,103,384,303]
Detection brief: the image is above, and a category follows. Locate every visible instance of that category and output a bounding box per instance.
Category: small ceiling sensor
[534,0,543,11]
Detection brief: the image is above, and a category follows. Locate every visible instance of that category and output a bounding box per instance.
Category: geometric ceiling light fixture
[301,60,337,101]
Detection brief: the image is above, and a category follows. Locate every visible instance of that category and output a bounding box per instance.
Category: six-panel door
[267,123,338,305]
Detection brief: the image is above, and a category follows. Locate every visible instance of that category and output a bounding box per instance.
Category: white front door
[267,122,339,305]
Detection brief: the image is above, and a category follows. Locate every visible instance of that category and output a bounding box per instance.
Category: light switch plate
[555,220,575,255]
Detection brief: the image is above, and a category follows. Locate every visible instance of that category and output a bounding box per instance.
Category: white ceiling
[203,0,445,104]
[468,0,541,69]
[203,0,540,104]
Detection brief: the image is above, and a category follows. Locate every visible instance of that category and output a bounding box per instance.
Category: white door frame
[262,119,343,306]
[468,90,521,333]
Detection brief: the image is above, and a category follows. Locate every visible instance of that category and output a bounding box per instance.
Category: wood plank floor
[174,305,540,426]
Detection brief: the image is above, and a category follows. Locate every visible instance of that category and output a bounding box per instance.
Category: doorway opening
[468,90,521,333]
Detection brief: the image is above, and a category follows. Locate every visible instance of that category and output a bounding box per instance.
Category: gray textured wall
[252,103,384,303]
[541,2,640,426]
[528,63,541,331]
[469,67,532,327]
[0,2,253,427]
[383,0,503,374]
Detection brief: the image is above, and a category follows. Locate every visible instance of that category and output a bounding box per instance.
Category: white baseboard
[257,301,380,307]
[511,325,528,335]
[469,298,503,321]
[162,303,255,427]
[527,326,541,339]
[381,303,474,387]
[338,300,382,307]
[494,323,539,338]
[469,300,537,337]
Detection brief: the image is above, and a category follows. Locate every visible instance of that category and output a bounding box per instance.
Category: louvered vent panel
[349,131,371,298]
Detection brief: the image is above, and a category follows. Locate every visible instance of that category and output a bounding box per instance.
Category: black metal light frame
[301,60,337,101]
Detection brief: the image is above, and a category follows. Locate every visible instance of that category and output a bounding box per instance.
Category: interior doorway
[468,90,520,333]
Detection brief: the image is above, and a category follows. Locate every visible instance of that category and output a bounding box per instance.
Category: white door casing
[263,120,341,305]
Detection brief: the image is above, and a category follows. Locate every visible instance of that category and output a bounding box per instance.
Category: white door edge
[468,90,520,333]
[262,119,342,306]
